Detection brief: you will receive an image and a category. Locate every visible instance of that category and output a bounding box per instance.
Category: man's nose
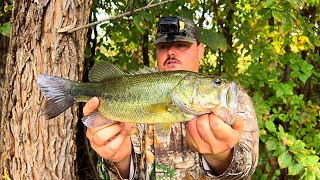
[167,45,176,56]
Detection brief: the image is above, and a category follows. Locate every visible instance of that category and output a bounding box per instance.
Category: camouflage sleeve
[201,88,259,179]
[97,157,128,180]
[97,152,138,180]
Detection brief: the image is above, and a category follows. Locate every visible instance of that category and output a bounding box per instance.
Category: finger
[195,115,220,151]
[187,116,212,153]
[122,122,134,136]
[208,114,241,145]
[83,97,100,116]
[187,118,203,145]
[92,123,123,147]
[86,120,118,140]
[186,119,201,151]
[232,114,244,134]
[101,130,127,161]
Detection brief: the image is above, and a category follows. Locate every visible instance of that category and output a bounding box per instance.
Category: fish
[37,61,238,141]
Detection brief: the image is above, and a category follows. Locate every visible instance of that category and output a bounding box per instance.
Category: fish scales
[71,72,193,124]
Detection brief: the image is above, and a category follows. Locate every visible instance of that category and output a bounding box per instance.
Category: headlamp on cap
[158,16,186,40]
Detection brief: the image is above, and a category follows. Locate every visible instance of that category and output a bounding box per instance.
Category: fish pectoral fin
[145,103,170,114]
[82,111,115,127]
[174,98,211,116]
[171,91,210,116]
[154,123,171,144]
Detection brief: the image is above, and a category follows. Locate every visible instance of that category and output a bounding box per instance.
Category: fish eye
[214,78,221,85]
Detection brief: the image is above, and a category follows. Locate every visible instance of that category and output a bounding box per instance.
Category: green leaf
[266,137,279,150]
[298,73,310,84]
[302,170,316,180]
[313,36,320,46]
[272,10,283,22]
[290,140,306,154]
[262,0,276,8]
[140,11,153,22]
[282,15,294,35]
[305,155,319,166]
[288,163,304,175]
[259,174,268,180]
[199,28,227,51]
[278,150,293,168]
[0,21,11,37]
[133,15,145,34]
[278,125,284,133]
[265,163,271,172]
[289,0,305,8]
[276,88,284,97]
[304,63,314,71]
[282,84,294,95]
[265,120,277,132]
[274,144,288,156]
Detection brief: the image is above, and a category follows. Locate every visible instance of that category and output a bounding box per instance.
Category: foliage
[0,1,12,37]
[232,0,320,179]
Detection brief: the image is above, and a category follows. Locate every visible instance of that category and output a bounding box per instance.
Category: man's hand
[84,97,132,178]
[186,113,244,175]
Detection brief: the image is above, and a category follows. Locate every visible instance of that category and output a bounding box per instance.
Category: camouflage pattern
[97,87,259,180]
[154,16,200,44]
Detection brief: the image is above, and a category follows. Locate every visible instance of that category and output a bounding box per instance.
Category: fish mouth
[225,82,237,109]
[220,82,238,120]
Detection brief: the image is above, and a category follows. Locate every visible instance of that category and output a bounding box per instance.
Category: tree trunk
[0,0,91,179]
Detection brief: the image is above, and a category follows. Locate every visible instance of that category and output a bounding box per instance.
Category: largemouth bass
[38,61,238,139]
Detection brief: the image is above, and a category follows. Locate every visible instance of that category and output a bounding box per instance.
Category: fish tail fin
[37,74,76,119]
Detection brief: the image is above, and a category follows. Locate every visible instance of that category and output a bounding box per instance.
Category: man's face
[156,41,204,72]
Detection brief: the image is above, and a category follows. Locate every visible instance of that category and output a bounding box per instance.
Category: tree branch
[58,0,176,33]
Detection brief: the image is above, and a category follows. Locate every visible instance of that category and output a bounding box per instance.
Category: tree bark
[0,0,91,179]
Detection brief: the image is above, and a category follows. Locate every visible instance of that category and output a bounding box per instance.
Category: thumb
[121,123,134,137]
[232,114,244,135]
[83,97,100,115]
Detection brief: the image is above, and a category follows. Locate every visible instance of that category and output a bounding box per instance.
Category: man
[84,16,259,179]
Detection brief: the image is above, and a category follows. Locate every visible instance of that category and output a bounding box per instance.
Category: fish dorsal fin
[89,61,126,82]
[128,66,158,75]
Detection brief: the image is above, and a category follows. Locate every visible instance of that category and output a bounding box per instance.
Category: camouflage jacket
[97,88,259,180]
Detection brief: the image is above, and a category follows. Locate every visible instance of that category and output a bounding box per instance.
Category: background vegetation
[1,0,319,179]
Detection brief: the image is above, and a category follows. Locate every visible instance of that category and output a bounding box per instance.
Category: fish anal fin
[154,123,172,145]
[82,111,115,127]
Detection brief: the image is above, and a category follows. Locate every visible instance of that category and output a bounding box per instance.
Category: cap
[154,16,200,44]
